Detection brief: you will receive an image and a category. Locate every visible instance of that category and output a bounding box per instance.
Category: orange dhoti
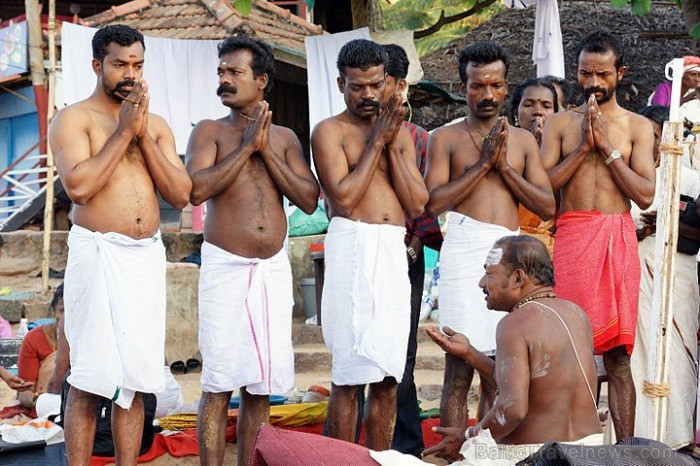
[553,210,640,355]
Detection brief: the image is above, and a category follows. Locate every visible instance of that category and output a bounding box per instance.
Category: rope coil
[659,143,684,156]
[642,380,671,397]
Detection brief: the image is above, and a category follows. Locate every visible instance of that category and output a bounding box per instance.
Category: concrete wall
[0,230,323,325]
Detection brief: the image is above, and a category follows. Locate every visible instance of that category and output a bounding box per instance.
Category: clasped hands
[478,117,510,172]
[580,94,614,162]
[241,100,273,155]
[372,95,405,148]
[117,79,150,139]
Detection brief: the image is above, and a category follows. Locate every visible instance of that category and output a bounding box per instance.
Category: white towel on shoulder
[322,217,410,385]
[198,242,295,395]
[64,225,166,409]
[439,212,517,353]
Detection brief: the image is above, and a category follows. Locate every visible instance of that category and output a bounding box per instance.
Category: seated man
[424,235,603,463]
[17,284,64,409]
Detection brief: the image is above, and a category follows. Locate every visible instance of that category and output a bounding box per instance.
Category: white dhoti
[631,237,700,449]
[64,225,166,409]
[439,212,517,353]
[321,217,410,386]
[199,242,294,395]
[454,430,604,465]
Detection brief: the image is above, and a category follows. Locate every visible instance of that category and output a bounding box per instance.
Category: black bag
[677,194,700,255]
[58,374,157,457]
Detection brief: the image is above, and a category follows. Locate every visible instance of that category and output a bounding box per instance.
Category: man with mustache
[50,25,191,465]
[424,41,555,434]
[186,36,319,466]
[541,30,655,440]
[311,39,428,449]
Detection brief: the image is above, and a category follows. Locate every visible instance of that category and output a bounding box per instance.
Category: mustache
[584,87,607,96]
[114,80,136,98]
[115,80,136,90]
[358,100,380,108]
[477,100,498,109]
[217,85,237,96]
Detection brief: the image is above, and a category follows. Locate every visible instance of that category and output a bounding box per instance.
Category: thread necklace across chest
[464,121,493,153]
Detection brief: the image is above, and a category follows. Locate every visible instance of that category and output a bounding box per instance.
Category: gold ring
[133,103,140,107]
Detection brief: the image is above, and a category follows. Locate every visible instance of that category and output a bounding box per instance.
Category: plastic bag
[288,201,329,237]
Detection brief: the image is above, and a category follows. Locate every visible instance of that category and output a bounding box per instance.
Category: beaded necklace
[510,291,557,311]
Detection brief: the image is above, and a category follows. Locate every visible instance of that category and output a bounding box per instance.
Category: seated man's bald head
[493,235,554,287]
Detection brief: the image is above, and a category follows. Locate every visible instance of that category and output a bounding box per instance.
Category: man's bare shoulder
[509,125,537,141]
[549,109,581,126]
[147,112,174,135]
[430,121,465,143]
[314,114,347,129]
[270,123,302,146]
[191,117,230,136]
[624,110,653,135]
[311,114,349,141]
[505,298,590,330]
[53,100,94,127]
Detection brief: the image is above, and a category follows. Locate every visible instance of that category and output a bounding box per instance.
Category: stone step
[293,341,446,374]
[292,321,441,346]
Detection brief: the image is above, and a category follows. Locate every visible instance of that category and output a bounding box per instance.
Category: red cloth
[90,430,199,466]
[249,424,379,466]
[553,210,640,355]
[18,326,54,383]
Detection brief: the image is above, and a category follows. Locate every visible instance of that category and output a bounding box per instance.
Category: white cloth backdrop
[304,27,371,173]
[505,0,565,78]
[60,22,228,154]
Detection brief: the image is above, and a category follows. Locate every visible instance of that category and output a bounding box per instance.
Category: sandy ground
[0,370,455,465]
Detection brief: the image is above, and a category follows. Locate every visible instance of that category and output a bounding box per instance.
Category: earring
[514,116,519,127]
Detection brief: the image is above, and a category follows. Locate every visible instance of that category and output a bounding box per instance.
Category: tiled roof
[81,0,324,65]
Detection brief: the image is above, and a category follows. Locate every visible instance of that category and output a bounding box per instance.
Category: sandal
[170,360,186,375]
[186,358,201,373]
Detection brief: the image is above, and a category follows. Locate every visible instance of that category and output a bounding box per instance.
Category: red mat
[89,417,468,464]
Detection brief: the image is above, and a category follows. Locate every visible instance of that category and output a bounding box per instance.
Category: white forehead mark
[485,247,503,267]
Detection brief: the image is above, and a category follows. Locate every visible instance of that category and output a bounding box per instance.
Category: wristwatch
[605,149,622,166]
[406,246,418,262]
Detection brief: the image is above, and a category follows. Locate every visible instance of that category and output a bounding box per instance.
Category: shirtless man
[424,41,555,432]
[541,30,655,441]
[50,25,191,465]
[424,236,603,463]
[311,39,428,449]
[186,36,319,466]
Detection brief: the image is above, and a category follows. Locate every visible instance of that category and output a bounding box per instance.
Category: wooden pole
[41,0,57,292]
[642,57,685,441]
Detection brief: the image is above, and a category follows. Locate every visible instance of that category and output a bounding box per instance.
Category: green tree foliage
[610,0,699,39]
[381,0,503,57]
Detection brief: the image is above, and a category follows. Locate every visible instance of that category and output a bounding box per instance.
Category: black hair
[458,41,509,83]
[508,77,560,125]
[383,44,409,80]
[541,75,573,108]
[51,283,64,315]
[494,236,555,287]
[218,35,275,98]
[575,30,625,70]
[92,25,145,63]
[336,39,387,79]
[638,105,669,127]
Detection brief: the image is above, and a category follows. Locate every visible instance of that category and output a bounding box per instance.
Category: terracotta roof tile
[83,0,325,61]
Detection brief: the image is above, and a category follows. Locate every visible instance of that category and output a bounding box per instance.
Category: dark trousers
[391,250,425,455]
